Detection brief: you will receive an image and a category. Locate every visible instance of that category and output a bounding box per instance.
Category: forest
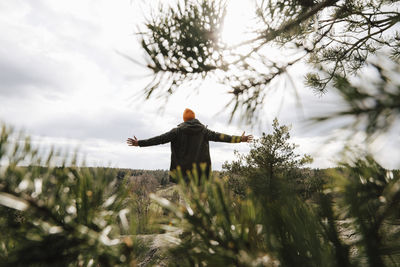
[1,0,400,266]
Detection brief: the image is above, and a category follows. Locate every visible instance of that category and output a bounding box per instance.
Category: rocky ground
[135,185,183,266]
[136,229,182,267]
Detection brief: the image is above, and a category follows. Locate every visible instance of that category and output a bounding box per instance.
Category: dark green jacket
[138,119,242,179]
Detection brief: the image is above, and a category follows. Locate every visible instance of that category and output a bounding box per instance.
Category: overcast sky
[0,0,398,170]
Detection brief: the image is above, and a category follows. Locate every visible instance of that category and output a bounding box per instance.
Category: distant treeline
[59,167,400,201]
[7,166,398,199]
[115,168,170,186]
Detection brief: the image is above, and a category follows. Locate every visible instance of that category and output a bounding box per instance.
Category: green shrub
[0,124,140,266]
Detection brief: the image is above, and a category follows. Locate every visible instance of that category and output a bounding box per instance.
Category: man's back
[138,119,213,178]
[171,119,210,177]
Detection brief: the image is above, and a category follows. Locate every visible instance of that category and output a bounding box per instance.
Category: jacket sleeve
[138,128,178,147]
[205,129,242,143]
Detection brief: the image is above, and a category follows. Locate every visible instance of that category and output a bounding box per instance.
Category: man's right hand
[127,136,139,146]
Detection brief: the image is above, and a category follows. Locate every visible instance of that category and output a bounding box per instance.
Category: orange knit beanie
[183,108,195,122]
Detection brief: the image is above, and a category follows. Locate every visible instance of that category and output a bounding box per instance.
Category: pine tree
[223,118,313,200]
[137,0,400,125]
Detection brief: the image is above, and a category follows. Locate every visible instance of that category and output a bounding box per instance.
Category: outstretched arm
[126,128,178,147]
[206,129,253,143]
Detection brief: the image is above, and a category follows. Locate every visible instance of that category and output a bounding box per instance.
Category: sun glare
[221,1,256,46]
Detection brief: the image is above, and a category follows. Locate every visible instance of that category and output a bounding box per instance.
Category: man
[127,108,253,182]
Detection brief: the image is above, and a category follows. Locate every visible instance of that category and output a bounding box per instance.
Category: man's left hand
[127,136,139,146]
